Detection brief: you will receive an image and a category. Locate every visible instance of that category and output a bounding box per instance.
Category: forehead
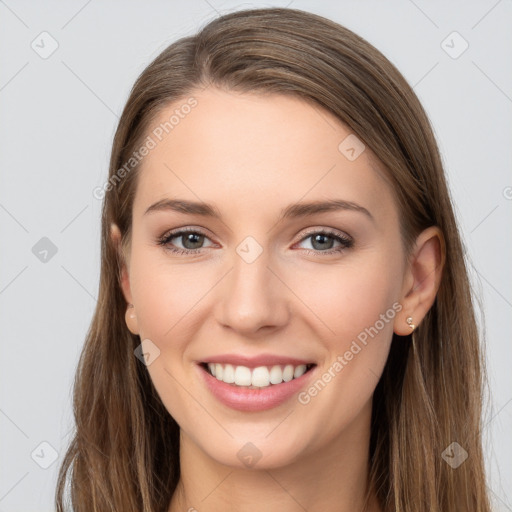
[132,87,395,222]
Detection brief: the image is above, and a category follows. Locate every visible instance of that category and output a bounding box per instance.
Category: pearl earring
[406,316,415,331]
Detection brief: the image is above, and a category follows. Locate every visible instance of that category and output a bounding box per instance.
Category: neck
[169,399,380,512]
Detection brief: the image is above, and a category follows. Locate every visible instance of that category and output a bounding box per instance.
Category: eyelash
[156,227,354,256]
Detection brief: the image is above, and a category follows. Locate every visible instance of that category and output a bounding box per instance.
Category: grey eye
[179,232,206,250]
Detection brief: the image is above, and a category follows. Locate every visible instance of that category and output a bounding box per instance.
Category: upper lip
[200,353,315,368]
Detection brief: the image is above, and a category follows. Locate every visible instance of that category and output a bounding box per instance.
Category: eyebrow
[143,198,374,222]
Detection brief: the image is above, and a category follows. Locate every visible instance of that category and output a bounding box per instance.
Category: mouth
[200,362,316,389]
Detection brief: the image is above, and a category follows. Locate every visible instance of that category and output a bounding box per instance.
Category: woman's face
[121,87,410,468]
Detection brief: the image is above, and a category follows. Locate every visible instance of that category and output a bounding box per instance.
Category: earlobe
[125,303,140,335]
[393,226,445,336]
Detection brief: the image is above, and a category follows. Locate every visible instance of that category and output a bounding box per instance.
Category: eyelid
[295,226,351,242]
[160,225,215,240]
[158,226,217,247]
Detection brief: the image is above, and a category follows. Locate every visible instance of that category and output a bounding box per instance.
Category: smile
[203,362,315,388]
[197,356,317,412]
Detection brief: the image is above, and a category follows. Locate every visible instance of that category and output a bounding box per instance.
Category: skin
[111,87,444,512]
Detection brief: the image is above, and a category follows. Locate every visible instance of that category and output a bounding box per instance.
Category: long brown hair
[56,7,491,511]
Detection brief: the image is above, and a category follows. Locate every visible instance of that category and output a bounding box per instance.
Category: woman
[56,7,491,511]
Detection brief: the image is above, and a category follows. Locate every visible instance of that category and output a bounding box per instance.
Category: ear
[393,226,445,335]
[110,223,140,335]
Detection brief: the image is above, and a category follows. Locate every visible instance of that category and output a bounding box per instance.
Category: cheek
[288,252,402,397]
[291,250,403,347]
[129,248,216,342]
[127,250,214,426]
[288,252,403,438]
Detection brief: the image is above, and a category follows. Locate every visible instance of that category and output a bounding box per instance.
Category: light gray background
[0,1,510,510]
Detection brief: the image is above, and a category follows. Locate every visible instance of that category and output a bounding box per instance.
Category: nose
[214,249,290,337]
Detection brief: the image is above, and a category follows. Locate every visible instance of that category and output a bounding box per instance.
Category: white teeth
[269,365,283,384]
[282,365,294,382]
[223,364,235,384]
[294,364,306,378]
[251,366,270,387]
[215,363,223,381]
[205,362,312,387]
[234,365,252,386]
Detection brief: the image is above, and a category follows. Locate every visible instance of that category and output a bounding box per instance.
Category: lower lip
[198,364,316,412]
